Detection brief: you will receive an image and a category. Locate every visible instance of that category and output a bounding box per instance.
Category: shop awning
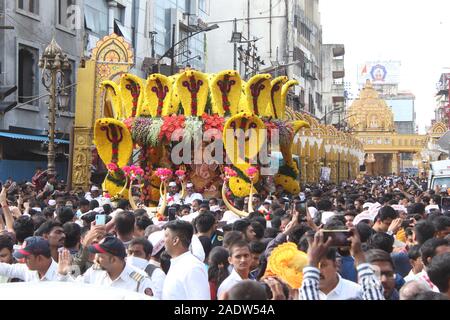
[0,132,70,144]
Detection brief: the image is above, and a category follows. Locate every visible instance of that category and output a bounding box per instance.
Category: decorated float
[92,68,320,218]
[80,36,364,221]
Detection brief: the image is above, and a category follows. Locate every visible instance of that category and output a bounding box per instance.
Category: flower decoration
[107,162,119,172]
[184,117,203,142]
[245,166,258,181]
[175,169,186,180]
[122,166,131,176]
[223,167,238,181]
[131,117,153,146]
[202,114,225,132]
[123,117,135,132]
[124,165,145,181]
[266,242,308,289]
[156,168,173,182]
[159,115,185,142]
[202,114,225,140]
[104,193,111,199]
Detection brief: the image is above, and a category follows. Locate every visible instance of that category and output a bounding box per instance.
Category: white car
[0,282,154,300]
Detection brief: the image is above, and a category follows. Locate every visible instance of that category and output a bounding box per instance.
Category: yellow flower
[209,70,242,116]
[275,174,300,195]
[267,242,308,289]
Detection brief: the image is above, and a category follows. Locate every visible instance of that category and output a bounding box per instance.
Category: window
[58,0,75,29]
[18,45,39,105]
[114,4,125,24]
[84,4,108,36]
[316,93,322,113]
[199,0,209,13]
[18,0,39,15]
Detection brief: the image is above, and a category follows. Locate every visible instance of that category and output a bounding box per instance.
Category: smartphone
[95,214,106,226]
[168,207,177,221]
[284,202,290,211]
[323,230,352,248]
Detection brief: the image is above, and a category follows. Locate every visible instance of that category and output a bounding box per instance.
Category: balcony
[331,83,345,103]
[436,82,449,96]
[332,59,345,79]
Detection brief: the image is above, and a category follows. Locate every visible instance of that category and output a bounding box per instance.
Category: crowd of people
[0,171,449,300]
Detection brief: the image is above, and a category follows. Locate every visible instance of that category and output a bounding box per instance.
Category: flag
[361,64,367,75]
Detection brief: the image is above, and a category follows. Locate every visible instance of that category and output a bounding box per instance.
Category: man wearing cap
[57,236,156,297]
[159,182,181,207]
[85,186,111,207]
[0,236,59,281]
[184,183,203,206]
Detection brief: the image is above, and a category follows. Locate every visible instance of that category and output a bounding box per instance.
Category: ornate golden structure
[71,34,134,190]
[347,80,445,176]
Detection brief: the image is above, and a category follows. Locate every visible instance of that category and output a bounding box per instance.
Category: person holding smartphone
[300,228,384,300]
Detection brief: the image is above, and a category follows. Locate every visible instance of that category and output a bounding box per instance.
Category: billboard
[358,61,401,85]
[385,99,414,122]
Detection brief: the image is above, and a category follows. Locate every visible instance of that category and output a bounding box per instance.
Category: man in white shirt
[184,183,203,205]
[159,182,181,207]
[57,236,155,297]
[85,186,111,207]
[217,240,252,300]
[0,236,59,282]
[162,220,210,300]
[304,246,361,300]
[127,238,166,300]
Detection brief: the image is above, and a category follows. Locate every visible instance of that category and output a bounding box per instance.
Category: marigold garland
[266,242,308,289]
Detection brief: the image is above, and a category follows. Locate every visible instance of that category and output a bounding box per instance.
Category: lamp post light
[39,38,71,177]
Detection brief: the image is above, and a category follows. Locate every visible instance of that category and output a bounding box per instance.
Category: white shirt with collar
[162,251,210,300]
[184,193,203,205]
[57,262,156,297]
[0,259,59,282]
[318,274,361,300]
[217,268,246,299]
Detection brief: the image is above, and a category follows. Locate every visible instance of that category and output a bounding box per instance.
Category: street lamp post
[39,38,71,177]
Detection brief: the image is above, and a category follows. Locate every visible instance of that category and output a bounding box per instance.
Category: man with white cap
[85,186,110,207]
[159,182,181,207]
[184,183,203,205]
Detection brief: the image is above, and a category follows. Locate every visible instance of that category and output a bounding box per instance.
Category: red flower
[159,115,185,142]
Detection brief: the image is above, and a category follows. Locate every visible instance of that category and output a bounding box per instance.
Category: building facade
[145,0,211,74]
[357,60,416,135]
[84,0,149,77]
[434,72,450,127]
[0,0,85,180]
[320,44,345,127]
[206,0,325,118]
[347,81,428,176]
[385,92,416,134]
